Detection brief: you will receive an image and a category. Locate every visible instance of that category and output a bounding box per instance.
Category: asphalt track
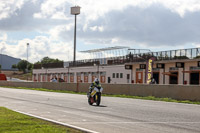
[0,87,200,133]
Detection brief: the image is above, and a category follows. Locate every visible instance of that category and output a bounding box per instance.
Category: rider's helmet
[94,78,99,85]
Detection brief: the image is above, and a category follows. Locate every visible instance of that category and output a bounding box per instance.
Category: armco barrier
[0,81,200,101]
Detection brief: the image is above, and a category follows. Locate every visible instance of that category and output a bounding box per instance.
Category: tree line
[12,57,63,73]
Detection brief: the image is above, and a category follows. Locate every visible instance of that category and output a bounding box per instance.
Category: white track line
[69,121,200,124]
[14,110,99,133]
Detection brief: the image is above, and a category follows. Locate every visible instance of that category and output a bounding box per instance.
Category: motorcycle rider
[89,78,101,94]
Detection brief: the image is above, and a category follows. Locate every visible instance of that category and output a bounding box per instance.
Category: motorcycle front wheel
[96,93,101,106]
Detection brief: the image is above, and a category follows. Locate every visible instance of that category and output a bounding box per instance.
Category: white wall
[33,65,131,84]
[103,65,131,84]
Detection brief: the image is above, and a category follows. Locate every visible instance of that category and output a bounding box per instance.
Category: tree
[12,64,17,69]
[17,60,27,73]
[12,64,18,73]
[34,57,63,65]
[17,60,33,73]
[40,57,63,64]
[33,57,63,69]
[27,63,33,71]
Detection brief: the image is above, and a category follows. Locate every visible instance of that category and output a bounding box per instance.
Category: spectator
[51,76,58,82]
[58,78,64,82]
[150,77,156,84]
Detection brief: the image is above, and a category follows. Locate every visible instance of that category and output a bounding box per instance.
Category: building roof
[80,46,130,53]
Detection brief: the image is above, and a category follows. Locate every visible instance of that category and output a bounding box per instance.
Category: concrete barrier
[0,81,200,101]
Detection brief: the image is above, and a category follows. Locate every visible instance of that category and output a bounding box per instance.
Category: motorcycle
[87,87,103,106]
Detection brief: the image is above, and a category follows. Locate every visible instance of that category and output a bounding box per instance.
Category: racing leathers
[89,81,101,93]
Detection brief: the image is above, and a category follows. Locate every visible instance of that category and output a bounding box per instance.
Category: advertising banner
[145,57,155,84]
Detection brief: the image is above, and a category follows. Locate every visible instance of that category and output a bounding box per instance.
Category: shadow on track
[92,105,107,107]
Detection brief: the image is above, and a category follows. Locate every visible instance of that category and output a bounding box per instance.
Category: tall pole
[27,43,29,63]
[27,43,29,80]
[71,6,80,64]
[68,67,70,83]
[97,64,99,79]
[0,48,2,73]
[131,68,133,84]
[73,14,77,63]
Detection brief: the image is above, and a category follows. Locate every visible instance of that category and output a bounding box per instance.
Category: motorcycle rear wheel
[88,96,93,105]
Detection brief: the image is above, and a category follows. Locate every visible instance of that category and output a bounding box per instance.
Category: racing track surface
[0,87,200,133]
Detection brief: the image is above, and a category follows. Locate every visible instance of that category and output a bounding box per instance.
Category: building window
[112,73,115,78]
[116,73,119,78]
[120,73,123,78]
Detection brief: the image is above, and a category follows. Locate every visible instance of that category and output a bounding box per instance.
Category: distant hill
[0,54,21,70]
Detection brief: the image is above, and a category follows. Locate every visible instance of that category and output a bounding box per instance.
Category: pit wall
[0,81,199,101]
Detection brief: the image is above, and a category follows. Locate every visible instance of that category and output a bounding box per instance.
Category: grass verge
[1,86,200,105]
[0,107,82,133]
[103,94,200,105]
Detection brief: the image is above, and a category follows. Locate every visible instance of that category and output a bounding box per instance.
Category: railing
[107,48,200,65]
[33,48,200,69]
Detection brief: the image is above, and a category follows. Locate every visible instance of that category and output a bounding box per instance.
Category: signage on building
[157,63,165,68]
[145,57,155,84]
[140,64,146,69]
[125,65,132,69]
[176,62,184,68]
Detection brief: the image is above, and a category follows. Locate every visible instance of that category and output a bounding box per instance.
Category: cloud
[158,0,200,17]
[0,0,25,20]
[43,1,200,49]
[0,33,7,41]
[1,0,200,63]
[0,35,76,63]
[73,4,200,47]
[0,0,70,32]
[33,0,72,20]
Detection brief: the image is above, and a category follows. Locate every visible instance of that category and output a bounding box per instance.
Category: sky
[1,0,200,63]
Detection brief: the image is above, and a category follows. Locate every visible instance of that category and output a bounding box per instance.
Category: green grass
[103,94,200,105]
[0,107,82,133]
[1,86,200,105]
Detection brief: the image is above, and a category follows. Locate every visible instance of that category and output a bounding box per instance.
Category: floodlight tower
[71,6,81,63]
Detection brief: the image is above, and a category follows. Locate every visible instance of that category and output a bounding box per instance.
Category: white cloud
[111,38,119,44]
[98,26,104,32]
[75,4,200,47]
[157,0,200,17]
[0,0,69,32]
[0,0,25,20]
[48,24,74,41]
[51,12,68,20]
[90,26,97,31]
[0,33,7,41]
[0,35,74,63]
[33,0,71,20]
[77,0,200,19]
